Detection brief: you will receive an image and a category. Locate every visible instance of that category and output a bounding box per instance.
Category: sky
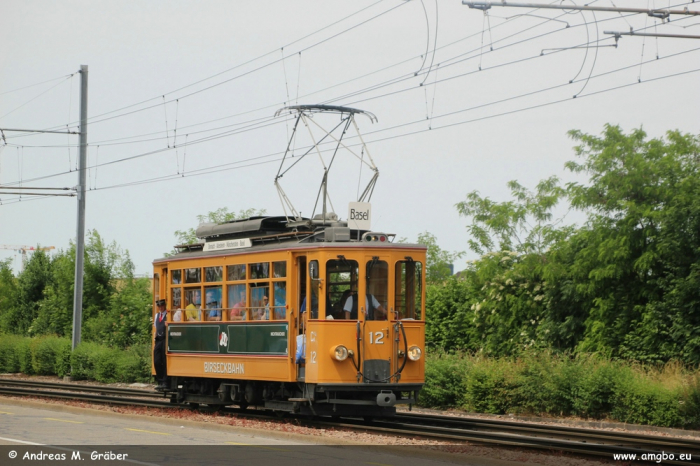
[1,0,698,275]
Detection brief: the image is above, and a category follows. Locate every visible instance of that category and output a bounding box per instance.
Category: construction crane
[0,245,56,272]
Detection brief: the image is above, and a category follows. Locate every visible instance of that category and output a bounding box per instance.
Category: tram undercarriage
[160,376,420,418]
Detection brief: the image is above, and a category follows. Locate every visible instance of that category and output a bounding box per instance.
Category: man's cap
[156,299,166,307]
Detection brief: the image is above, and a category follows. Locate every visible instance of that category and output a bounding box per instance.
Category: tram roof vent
[324,227,351,242]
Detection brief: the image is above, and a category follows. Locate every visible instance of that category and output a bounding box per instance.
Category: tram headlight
[407,346,422,361]
[331,345,349,361]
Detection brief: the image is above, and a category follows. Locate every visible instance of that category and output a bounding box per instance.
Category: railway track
[0,377,698,464]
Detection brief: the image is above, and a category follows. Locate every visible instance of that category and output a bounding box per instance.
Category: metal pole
[605,30,700,40]
[72,65,88,351]
[461,2,700,19]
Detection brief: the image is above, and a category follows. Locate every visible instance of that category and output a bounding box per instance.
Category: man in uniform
[153,299,168,390]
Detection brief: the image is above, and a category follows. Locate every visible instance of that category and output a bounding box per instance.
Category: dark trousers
[153,338,166,383]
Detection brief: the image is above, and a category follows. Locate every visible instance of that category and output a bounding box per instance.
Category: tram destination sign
[203,238,252,252]
[348,202,371,231]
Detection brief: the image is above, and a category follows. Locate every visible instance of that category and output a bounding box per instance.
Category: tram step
[287,398,310,402]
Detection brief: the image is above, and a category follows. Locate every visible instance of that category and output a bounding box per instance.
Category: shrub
[16,338,33,375]
[420,352,470,408]
[31,336,69,376]
[70,342,111,380]
[420,350,700,429]
[0,334,22,372]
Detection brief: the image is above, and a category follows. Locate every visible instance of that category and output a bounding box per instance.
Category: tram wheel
[273,410,286,419]
[189,402,200,409]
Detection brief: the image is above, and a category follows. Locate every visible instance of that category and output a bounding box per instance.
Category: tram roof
[153,240,426,265]
[154,215,426,265]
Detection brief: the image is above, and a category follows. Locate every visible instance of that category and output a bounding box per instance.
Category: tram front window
[326,259,358,320]
[365,259,388,321]
[395,261,423,320]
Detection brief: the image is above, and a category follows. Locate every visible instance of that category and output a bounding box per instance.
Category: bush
[0,334,23,372]
[70,342,111,380]
[31,336,70,376]
[16,338,34,375]
[419,350,700,429]
[421,352,470,408]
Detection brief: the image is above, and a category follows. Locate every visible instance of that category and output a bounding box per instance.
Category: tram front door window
[365,259,389,321]
[326,258,358,320]
[395,261,423,320]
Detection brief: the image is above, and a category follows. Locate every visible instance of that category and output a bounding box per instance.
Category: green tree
[560,126,700,362]
[0,258,18,333]
[416,232,464,285]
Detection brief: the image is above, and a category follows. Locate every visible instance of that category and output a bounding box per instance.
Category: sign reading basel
[348,202,371,231]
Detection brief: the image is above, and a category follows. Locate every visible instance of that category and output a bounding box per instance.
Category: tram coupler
[376,391,396,407]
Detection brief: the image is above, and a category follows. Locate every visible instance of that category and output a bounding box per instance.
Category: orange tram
[152,215,426,418]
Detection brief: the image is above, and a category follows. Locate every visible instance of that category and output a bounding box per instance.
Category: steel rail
[394,412,700,450]
[1,378,698,463]
[0,386,178,409]
[0,378,164,398]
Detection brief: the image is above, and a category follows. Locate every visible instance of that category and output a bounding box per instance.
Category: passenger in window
[229,291,246,321]
[205,289,222,321]
[334,289,352,320]
[186,290,201,321]
[254,296,270,320]
[343,284,387,320]
[300,293,318,319]
[172,308,183,322]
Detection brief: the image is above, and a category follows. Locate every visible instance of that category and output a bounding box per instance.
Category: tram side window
[153,273,160,302]
[172,288,182,321]
[228,284,246,320]
[185,268,201,283]
[273,282,286,319]
[227,264,246,281]
[204,286,222,321]
[395,261,422,320]
[303,260,319,319]
[171,270,181,284]
[250,283,270,320]
[273,261,286,278]
[184,288,202,321]
[250,262,269,279]
[366,260,389,321]
[326,259,358,320]
[205,266,223,282]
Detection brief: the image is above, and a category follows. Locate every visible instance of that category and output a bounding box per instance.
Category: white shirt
[343,294,381,313]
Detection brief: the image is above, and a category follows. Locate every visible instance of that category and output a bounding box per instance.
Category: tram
[152,105,425,418]
[153,216,425,417]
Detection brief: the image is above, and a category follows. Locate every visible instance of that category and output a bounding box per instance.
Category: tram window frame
[326,259,358,320]
[204,286,223,321]
[205,266,223,283]
[227,264,246,281]
[365,259,389,321]
[171,270,182,285]
[395,260,423,320]
[250,262,269,280]
[305,260,320,319]
[249,283,270,320]
[184,268,201,284]
[273,261,286,278]
[184,287,202,321]
[227,283,247,321]
[153,273,160,303]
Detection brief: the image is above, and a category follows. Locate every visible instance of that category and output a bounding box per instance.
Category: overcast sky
[1,0,698,275]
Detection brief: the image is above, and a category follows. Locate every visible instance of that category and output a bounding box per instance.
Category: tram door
[361,255,393,383]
